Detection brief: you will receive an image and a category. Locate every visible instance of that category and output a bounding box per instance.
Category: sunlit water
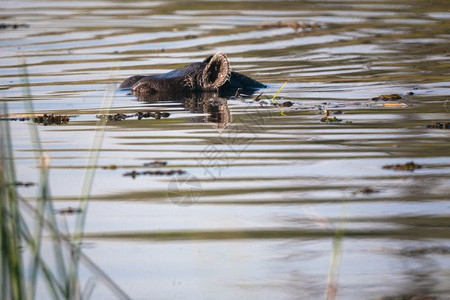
[1,0,450,299]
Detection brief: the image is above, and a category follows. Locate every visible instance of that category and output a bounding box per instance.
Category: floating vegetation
[397,246,450,257]
[382,103,407,107]
[123,169,186,179]
[321,110,342,123]
[136,111,170,120]
[184,34,198,39]
[261,21,321,31]
[423,122,450,129]
[232,88,261,99]
[282,101,293,107]
[0,23,30,30]
[143,161,167,167]
[1,114,74,125]
[321,116,342,123]
[96,113,132,121]
[354,187,379,195]
[56,207,82,215]
[234,88,242,98]
[254,92,263,102]
[371,94,402,101]
[382,161,422,171]
[0,116,30,122]
[7,181,36,187]
[102,164,118,170]
[34,114,71,125]
[102,161,168,170]
[96,111,171,121]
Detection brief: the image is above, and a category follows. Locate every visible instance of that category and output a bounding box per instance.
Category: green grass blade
[1,102,25,300]
[19,216,64,299]
[19,57,68,300]
[69,81,116,298]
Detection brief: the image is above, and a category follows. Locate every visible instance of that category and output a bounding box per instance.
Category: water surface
[1,0,450,299]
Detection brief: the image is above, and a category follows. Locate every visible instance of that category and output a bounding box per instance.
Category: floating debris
[96,111,171,121]
[321,116,342,123]
[371,94,402,101]
[355,187,379,195]
[382,103,407,107]
[282,101,293,107]
[0,117,28,122]
[261,21,320,31]
[0,114,75,125]
[96,113,133,121]
[8,181,36,187]
[398,246,450,257]
[143,161,167,167]
[321,110,342,123]
[234,88,242,99]
[136,111,170,120]
[0,23,30,30]
[34,114,71,125]
[423,122,450,129]
[103,161,169,169]
[123,169,186,179]
[254,92,263,102]
[382,161,422,171]
[1,114,72,125]
[56,207,82,215]
[184,34,198,39]
[103,164,118,170]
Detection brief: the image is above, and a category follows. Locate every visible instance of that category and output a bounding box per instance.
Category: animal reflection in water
[136,91,232,130]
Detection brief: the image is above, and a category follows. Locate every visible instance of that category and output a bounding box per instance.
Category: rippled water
[1,0,450,299]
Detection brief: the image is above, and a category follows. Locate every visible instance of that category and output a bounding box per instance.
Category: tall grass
[21,57,68,300]
[325,202,347,300]
[0,57,129,299]
[69,69,118,299]
[1,102,25,300]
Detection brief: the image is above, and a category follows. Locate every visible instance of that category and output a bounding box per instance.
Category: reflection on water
[131,89,233,129]
[1,0,450,299]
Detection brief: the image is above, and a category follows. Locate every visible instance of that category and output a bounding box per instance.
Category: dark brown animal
[119,52,266,97]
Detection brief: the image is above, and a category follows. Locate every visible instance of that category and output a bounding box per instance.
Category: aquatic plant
[0,58,130,300]
[382,161,423,171]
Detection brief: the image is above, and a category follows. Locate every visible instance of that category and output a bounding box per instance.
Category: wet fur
[119,52,265,97]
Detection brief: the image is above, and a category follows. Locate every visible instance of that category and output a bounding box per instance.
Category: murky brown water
[1,0,450,299]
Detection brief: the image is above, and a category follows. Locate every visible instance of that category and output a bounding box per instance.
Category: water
[1,0,450,299]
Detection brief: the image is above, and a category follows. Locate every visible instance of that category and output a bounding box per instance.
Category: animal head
[121,52,237,96]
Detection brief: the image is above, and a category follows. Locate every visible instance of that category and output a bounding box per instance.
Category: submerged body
[119,52,266,97]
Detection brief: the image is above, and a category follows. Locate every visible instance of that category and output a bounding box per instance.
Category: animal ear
[202,52,230,90]
[203,55,214,63]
